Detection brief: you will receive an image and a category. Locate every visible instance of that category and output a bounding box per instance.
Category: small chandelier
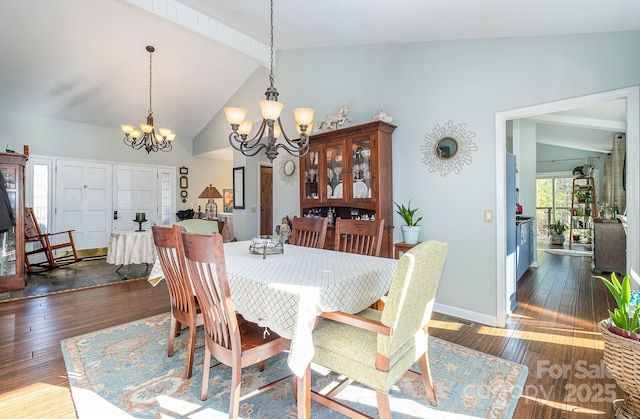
[223,0,315,163]
[121,46,175,153]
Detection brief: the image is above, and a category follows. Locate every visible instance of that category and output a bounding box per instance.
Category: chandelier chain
[148,47,153,116]
[269,0,275,88]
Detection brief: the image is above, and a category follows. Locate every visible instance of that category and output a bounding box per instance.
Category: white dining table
[148,240,398,418]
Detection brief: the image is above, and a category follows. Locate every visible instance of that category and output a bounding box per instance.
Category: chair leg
[257,360,265,372]
[200,345,212,401]
[229,363,242,419]
[168,316,178,357]
[418,351,437,406]
[184,322,196,379]
[375,391,392,419]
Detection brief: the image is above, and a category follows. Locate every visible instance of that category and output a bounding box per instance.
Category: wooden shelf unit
[569,176,598,249]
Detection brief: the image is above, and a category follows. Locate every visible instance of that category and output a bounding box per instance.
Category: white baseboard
[433,302,501,327]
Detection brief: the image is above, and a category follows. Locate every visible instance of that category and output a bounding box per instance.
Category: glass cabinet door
[303,147,320,201]
[0,167,16,277]
[326,144,343,201]
[351,139,372,199]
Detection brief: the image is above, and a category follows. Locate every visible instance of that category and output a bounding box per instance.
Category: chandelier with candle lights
[121,46,175,153]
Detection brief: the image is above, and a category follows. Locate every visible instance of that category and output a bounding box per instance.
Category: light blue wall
[196,31,640,324]
[0,109,233,216]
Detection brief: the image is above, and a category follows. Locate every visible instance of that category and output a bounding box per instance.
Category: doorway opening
[495,86,639,328]
[259,165,273,236]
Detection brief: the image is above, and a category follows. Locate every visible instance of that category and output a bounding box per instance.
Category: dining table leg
[296,365,311,419]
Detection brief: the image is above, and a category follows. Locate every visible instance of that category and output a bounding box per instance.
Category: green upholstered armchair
[310,240,448,418]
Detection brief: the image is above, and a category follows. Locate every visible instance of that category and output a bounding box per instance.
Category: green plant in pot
[598,273,640,417]
[394,200,422,245]
[548,220,567,245]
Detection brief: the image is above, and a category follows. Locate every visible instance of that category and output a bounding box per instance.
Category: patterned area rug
[61,313,527,418]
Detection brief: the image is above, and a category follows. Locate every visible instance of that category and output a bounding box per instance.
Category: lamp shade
[223,107,248,125]
[259,100,285,120]
[198,185,222,199]
[238,119,254,136]
[292,108,316,126]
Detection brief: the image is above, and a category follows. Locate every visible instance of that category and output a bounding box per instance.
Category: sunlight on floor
[428,319,464,331]
[476,325,604,350]
[521,395,607,415]
[156,395,227,418]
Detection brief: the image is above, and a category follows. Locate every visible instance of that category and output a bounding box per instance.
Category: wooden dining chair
[177,229,291,416]
[24,207,81,273]
[290,216,328,249]
[310,240,448,418]
[151,225,203,379]
[333,218,385,257]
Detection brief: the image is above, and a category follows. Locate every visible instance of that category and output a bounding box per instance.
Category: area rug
[61,313,528,418]
[544,248,592,257]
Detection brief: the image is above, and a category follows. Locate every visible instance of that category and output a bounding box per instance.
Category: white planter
[401,225,421,245]
[550,233,565,245]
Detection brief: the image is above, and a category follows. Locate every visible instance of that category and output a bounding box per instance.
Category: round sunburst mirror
[421,120,478,176]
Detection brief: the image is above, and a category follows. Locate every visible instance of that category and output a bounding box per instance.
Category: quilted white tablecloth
[149,240,397,377]
[107,230,156,265]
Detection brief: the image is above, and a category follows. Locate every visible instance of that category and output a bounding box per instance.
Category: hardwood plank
[0,279,169,417]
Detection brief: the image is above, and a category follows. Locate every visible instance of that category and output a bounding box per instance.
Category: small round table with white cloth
[107,230,156,276]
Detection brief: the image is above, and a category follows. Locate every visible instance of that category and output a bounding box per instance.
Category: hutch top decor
[299,120,395,258]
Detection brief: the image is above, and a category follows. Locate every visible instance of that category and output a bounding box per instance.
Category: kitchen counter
[516,215,535,225]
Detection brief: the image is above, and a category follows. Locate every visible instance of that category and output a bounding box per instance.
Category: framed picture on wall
[179,167,188,175]
[223,189,233,213]
[233,167,245,209]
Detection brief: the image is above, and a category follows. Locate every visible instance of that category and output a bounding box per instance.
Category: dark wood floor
[0,248,619,418]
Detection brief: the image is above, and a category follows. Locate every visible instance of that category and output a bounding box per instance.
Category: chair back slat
[152,226,196,315]
[333,218,385,257]
[291,216,328,249]
[25,208,45,244]
[379,240,448,356]
[177,230,240,352]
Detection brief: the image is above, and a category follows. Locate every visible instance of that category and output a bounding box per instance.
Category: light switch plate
[484,210,493,223]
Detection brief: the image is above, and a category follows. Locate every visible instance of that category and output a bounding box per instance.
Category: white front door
[55,160,112,249]
[113,165,158,231]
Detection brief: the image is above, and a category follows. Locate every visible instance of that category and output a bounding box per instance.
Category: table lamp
[198,185,222,220]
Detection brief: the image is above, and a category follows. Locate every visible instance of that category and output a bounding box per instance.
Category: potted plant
[598,273,640,417]
[548,219,567,245]
[574,190,587,203]
[394,200,422,245]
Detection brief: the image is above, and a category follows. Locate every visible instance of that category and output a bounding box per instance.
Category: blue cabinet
[516,220,534,280]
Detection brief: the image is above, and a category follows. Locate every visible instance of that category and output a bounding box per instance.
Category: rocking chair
[24,207,81,273]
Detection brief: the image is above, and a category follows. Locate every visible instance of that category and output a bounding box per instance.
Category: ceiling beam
[529,113,626,132]
[124,0,270,66]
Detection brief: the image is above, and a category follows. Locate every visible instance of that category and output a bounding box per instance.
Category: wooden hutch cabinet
[0,152,27,292]
[299,121,395,258]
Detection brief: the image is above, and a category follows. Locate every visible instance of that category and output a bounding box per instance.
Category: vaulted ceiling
[1,0,639,152]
